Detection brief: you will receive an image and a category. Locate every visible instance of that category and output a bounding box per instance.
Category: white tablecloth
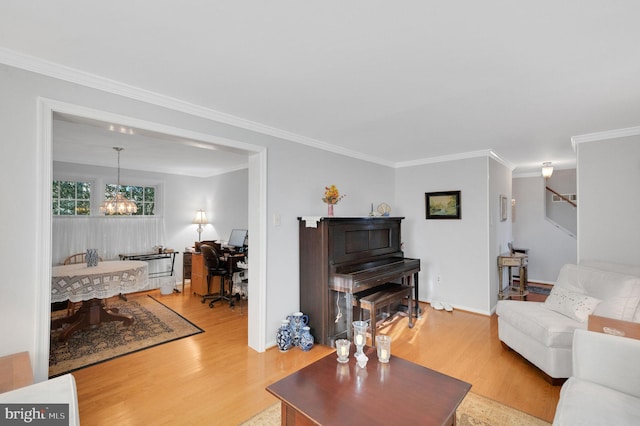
[51,260,148,303]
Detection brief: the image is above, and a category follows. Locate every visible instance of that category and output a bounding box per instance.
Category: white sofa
[496,261,640,382]
[553,329,640,425]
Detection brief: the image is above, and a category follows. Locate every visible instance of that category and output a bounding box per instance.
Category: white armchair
[496,262,640,382]
[553,329,640,425]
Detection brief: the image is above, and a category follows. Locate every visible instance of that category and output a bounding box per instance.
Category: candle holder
[352,320,368,356]
[335,339,350,363]
[375,335,391,363]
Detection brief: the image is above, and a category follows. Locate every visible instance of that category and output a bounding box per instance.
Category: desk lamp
[193,210,208,241]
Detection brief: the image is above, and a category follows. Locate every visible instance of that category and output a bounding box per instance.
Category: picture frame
[425,191,461,219]
[500,195,508,222]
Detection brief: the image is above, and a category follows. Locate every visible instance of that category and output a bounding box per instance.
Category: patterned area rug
[240,392,550,426]
[49,295,203,378]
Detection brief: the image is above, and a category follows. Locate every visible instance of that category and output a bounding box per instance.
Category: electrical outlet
[437,275,441,284]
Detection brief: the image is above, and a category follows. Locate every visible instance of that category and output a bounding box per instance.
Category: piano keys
[299,216,421,346]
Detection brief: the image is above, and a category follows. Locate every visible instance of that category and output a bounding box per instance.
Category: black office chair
[200,244,233,308]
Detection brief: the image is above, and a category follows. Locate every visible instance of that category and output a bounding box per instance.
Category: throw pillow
[544,286,601,322]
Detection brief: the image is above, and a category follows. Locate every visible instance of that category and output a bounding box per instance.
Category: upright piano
[299,216,420,346]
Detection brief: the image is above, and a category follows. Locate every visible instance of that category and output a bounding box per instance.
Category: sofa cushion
[496,300,584,348]
[553,377,640,425]
[555,264,640,321]
[543,286,601,322]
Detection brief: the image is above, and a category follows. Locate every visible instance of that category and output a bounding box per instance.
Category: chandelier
[99,147,138,215]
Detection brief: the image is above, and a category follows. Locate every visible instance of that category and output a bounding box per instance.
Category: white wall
[395,156,493,314]
[489,158,513,306]
[577,135,640,265]
[0,63,395,378]
[512,176,577,282]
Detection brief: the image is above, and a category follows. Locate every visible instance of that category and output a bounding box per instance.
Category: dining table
[51,260,148,341]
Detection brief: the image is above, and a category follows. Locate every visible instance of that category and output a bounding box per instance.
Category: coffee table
[266,347,471,425]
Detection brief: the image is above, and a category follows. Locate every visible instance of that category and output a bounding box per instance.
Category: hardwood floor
[70,287,560,425]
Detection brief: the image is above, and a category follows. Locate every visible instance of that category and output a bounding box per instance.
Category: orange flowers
[322,185,346,205]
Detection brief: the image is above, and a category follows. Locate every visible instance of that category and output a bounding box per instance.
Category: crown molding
[571,125,640,150]
[1,47,393,166]
[394,149,514,170]
[1,47,516,171]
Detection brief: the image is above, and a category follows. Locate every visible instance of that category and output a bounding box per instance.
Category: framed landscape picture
[425,191,461,219]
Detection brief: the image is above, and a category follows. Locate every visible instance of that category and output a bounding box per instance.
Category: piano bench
[358,284,413,346]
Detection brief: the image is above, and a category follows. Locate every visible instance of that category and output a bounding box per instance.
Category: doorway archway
[34,98,267,380]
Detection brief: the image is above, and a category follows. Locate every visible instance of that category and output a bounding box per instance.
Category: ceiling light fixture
[99,147,138,215]
[542,162,554,179]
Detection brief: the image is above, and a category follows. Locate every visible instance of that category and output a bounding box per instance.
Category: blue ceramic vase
[276,320,292,352]
[298,326,314,351]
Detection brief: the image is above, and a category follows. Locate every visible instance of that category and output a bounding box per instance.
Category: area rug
[239,392,550,426]
[49,295,203,378]
[528,285,552,296]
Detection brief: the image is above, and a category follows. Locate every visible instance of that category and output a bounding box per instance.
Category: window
[52,180,91,215]
[105,184,155,215]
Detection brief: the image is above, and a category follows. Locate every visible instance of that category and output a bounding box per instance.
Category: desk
[119,250,178,279]
[267,347,471,425]
[190,252,245,296]
[498,253,528,300]
[51,261,148,341]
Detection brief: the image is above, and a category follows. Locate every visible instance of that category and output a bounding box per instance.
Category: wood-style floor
[70,287,560,425]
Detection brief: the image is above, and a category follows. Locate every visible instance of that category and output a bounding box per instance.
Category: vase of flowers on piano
[322,185,346,217]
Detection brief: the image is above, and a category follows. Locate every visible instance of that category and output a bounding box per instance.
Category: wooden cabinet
[190,253,207,296]
[190,252,229,296]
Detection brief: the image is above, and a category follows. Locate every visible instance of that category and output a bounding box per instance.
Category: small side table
[588,315,640,340]
[498,253,528,300]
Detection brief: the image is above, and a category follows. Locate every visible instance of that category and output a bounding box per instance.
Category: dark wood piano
[299,216,420,346]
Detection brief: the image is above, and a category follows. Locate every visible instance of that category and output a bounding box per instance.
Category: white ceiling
[2,1,640,176]
[52,113,249,177]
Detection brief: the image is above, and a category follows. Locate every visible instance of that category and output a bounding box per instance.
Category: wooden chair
[62,252,104,316]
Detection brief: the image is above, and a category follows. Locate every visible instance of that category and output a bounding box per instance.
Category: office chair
[200,244,233,308]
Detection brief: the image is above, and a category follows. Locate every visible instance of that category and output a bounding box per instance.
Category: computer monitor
[227,229,248,249]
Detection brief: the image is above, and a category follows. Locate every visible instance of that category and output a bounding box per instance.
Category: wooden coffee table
[266,347,471,425]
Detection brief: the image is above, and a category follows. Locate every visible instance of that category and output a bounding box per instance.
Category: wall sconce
[193,210,208,241]
[542,162,554,179]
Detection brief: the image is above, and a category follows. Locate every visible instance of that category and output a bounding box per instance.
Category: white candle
[355,335,364,346]
[339,346,348,357]
[380,348,389,360]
